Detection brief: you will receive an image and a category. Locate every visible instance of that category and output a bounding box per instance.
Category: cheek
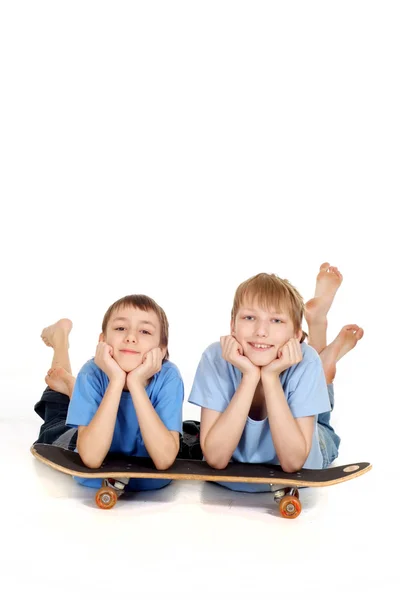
[280,328,294,342]
[233,321,247,335]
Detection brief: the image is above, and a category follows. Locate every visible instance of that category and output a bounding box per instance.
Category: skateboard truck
[274,487,302,519]
[95,477,129,509]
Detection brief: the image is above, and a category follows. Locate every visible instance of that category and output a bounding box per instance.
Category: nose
[125,330,137,343]
[255,321,269,337]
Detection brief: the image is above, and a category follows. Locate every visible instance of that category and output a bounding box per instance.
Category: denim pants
[317,384,341,468]
[34,387,78,450]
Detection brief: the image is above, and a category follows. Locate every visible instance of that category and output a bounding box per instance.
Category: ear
[296,329,303,342]
[160,346,167,360]
[99,332,105,343]
[230,318,235,335]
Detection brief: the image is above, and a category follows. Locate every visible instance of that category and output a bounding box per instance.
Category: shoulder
[78,358,103,377]
[299,342,321,366]
[150,360,184,404]
[196,341,239,382]
[295,343,323,375]
[201,341,224,362]
[152,360,183,393]
[154,359,183,383]
[76,358,107,388]
[282,342,323,385]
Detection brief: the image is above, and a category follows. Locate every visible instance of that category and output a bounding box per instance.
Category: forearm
[202,375,259,469]
[262,374,308,472]
[128,381,179,470]
[77,380,124,468]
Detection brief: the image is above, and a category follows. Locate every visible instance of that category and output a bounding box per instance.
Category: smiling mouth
[248,343,274,350]
[120,350,140,354]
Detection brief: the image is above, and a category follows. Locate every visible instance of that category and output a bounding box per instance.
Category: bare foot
[305,263,343,324]
[319,324,364,383]
[45,367,75,398]
[41,319,73,348]
[335,324,364,361]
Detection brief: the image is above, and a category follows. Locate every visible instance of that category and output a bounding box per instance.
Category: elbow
[80,454,103,470]
[154,450,178,471]
[200,439,228,470]
[201,442,230,470]
[154,458,174,471]
[209,460,229,470]
[77,443,103,470]
[203,453,229,471]
[281,463,301,474]
[280,456,307,474]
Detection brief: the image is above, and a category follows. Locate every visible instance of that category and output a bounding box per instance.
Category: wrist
[261,371,280,385]
[109,374,126,387]
[127,373,146,390]
[242,371,260,386]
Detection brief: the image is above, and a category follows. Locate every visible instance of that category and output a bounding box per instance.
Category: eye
[243,316,255,321]
[272,319,283,324]
[115,327,126,331]
[140,330,151,335]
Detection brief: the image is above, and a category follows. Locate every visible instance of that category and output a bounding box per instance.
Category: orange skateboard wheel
[279,495,302,519]
[96,486,118,510]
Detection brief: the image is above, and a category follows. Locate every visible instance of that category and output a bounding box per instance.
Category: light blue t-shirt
[188,341,330,492]
[66,358,184,489]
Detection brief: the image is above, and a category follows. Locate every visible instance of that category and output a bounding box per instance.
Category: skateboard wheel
[96,486,118,510]
[279,495,302,519]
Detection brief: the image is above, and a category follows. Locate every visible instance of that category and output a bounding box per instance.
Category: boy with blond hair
[189,263,363,492]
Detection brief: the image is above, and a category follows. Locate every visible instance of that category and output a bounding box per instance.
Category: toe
[355,328,364,340]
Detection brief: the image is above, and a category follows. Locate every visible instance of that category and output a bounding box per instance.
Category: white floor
[2,415,395,600]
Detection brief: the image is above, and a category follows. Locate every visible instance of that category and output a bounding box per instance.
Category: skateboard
[31,443,372,519]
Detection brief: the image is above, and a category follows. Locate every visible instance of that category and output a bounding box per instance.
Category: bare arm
[77,378,125,469]
[77,341,128,469]
[201,373,259,469]
[126,348,180,470]
[128,380,179,470]
[200,336,262,469]
[262,373,314,472]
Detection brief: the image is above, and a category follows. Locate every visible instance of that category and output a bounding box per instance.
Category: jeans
[317,384,341,468]
[34,387,77,450]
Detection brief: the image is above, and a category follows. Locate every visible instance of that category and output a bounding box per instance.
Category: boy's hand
[261,338,302,378]
[94,342,126,384]
[126,347,164,388]
[220,335,261,380]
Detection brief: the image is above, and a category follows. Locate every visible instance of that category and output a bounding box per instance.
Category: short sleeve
[66,365,104,427]
[287,359,331,418]
[188,349,235,413]
[153,372,184,433]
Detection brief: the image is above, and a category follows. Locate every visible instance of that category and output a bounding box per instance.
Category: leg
[34,387,77,448]
[34,319,77,448]
[317,325,364,466]
[41,318,76,398]
[304,263,343,354]
[319,324,364,384]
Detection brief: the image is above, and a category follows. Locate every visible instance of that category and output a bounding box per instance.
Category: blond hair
[231,273,307,342]
[102,294,169,361]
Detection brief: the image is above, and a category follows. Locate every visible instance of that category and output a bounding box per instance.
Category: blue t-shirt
[188,341,330,492]
[66,358,184,489]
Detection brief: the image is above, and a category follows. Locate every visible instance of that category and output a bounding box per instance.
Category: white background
[0,2,398,599]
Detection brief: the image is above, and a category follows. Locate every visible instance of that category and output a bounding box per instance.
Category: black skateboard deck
[31,443,371,518]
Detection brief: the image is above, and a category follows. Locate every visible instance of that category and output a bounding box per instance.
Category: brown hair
[102,294,170,361]
[231,273,307,343]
